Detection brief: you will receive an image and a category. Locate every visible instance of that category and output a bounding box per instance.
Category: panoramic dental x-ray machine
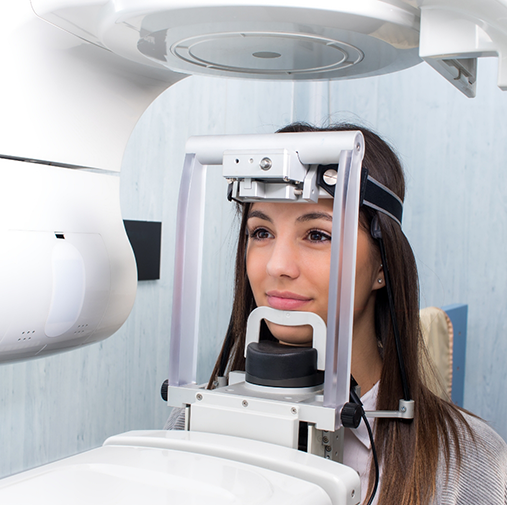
[1,0,507,503]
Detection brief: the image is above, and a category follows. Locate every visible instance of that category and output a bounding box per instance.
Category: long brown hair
[209,122,470,505]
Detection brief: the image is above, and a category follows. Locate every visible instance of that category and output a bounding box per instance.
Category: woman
[171,123,507,504]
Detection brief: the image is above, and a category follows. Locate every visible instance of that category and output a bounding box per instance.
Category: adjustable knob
[341,402,363,429]
[161,379,168,402]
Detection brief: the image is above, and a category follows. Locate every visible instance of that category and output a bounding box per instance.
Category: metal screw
[356,143,361,151]
[196,393,203,401]
[290,407,297,415]
[401,406,406,413]
[323,169,337,186]
[322,436,329,444]
[242,400,249,407]
[259,157,272,170]
[325,445,332,452]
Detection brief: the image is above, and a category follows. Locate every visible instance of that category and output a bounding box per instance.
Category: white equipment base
[0,430,360,505]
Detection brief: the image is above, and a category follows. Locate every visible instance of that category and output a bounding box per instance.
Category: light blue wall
[1,57,507,479]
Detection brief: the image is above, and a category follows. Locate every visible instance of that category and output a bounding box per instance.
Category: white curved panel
[0,158,136,363]
[45,241,86,337]
[0,430,361,505]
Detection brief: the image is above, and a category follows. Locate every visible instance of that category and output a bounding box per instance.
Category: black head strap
[317,164,403,226]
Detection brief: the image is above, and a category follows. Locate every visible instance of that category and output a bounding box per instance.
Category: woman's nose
[266,238,300,279]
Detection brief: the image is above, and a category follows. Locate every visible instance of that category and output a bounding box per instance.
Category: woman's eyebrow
[247,210,272,222]
[296,212,333,223]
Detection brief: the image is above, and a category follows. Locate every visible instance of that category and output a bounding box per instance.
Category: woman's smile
[266,290,313,311]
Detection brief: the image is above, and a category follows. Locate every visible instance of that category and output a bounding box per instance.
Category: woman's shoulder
[462,411,507,453]
[436,410,507,504]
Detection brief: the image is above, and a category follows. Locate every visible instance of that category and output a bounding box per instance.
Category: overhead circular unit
[31,0,507,94]
[100,1,422,80]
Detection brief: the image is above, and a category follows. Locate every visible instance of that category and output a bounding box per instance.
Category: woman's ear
[372,263,384,291]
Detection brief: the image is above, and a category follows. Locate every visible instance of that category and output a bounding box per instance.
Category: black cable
[349,379,379,505]
[362,411,379,505]
[370,215,411,402]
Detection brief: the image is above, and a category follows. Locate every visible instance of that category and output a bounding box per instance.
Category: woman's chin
[267,322,313,347]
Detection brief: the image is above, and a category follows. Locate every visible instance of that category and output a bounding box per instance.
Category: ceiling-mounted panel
[33,0,422,80]
[29,0,507,95]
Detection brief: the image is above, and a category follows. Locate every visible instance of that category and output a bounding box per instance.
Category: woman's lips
[266,291,312,311]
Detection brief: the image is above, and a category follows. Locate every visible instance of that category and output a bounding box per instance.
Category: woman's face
[246,200,383,346]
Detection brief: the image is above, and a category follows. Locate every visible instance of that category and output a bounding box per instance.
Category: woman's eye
[250,228,272,240]
[307,230,331,242]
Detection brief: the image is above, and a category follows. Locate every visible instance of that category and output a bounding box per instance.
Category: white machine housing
[0,430,361,505]
[0,160,136,362]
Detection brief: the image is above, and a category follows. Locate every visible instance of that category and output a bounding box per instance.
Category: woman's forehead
[248,200,334,220]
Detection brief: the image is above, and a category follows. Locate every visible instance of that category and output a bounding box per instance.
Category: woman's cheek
[246,250,267,302]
